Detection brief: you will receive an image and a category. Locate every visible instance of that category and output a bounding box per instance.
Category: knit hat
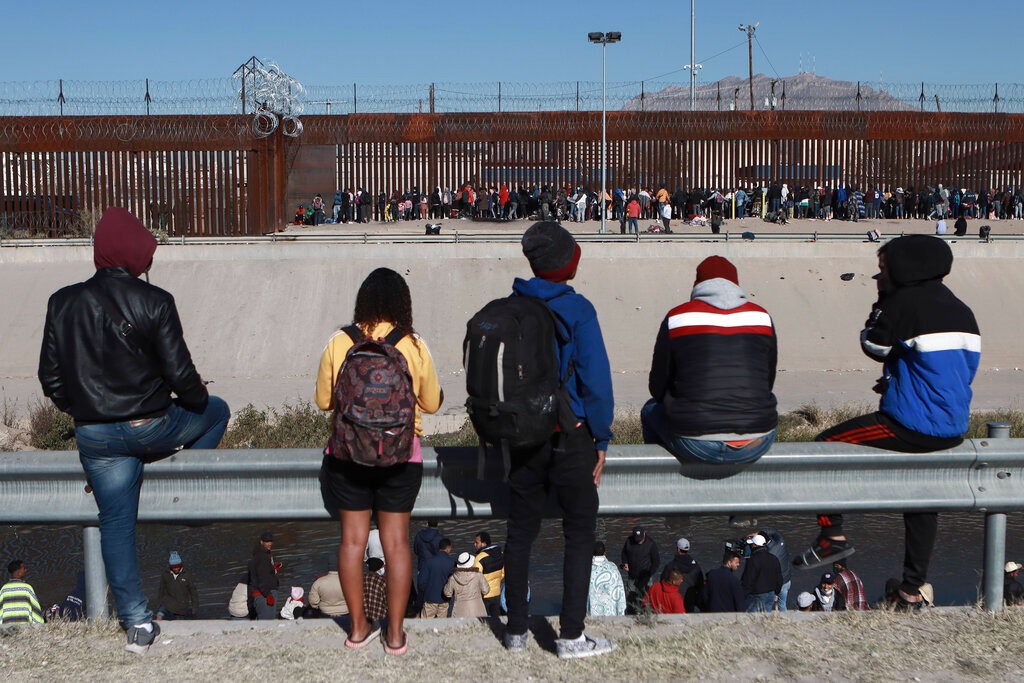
[457,552,475,569]
[796,592,815,609]
[522,221,581,282]
[694,255,739,286]
[93,207,158,277]
[168,551,182,566]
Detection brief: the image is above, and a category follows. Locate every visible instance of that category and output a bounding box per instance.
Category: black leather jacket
[38,268,208,425]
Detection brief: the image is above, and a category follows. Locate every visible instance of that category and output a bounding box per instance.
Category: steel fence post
[83,526,109,620]
[983,421,1011,611]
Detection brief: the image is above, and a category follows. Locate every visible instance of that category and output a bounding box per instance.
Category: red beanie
[694,256,739,286]
[93,207,158,277]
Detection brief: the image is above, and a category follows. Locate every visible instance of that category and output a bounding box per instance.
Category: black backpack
[463,295,573,453]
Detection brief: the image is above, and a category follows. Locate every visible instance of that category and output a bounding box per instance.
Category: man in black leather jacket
[38,207,229,654]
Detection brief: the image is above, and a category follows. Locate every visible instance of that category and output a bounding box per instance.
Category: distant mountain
[625,72,916,111]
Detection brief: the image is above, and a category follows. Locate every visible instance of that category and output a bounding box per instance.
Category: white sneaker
[555,633,616,659]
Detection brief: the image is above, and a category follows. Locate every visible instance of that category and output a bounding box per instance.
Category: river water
[4,511,1022,617]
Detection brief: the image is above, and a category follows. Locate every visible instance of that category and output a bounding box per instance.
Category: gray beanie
[522,222,581,281]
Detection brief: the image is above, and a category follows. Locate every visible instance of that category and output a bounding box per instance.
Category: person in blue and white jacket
[795,235,980,611]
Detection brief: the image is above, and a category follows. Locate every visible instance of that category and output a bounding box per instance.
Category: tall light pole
[738,22,758,111]
[685,0,702,111]
[588,31,621,235]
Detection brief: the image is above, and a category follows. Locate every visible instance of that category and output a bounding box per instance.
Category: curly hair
[351,267,416,340]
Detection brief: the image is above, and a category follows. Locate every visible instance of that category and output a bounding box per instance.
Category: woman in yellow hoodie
[316,267,443,655]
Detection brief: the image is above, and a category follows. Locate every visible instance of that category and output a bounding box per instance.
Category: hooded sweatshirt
[510,277,614,450]
[648,278,777,437]
[862,235,980,438]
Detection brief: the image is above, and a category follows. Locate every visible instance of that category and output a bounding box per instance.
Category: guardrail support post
[983,421,1011,611]
[83,526,109,620]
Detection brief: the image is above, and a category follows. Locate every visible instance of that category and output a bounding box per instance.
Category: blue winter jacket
[511,277,614,450]
[863,236,980,437]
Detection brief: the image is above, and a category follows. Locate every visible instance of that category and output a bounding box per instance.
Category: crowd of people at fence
[5,531,1024,627]
[291,182,1024,230]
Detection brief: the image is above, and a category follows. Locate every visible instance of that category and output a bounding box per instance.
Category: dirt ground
[3,608,1024,682]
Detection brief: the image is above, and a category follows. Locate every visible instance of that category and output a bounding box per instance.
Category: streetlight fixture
[738,22,758,111]
[588,30,621,235]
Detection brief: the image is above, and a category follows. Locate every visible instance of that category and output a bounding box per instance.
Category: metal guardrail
[0,230,1014,249]
[1,436,1020,616]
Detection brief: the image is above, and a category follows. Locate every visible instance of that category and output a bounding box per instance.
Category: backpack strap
[342,324,365,344]
[382,327,406,347]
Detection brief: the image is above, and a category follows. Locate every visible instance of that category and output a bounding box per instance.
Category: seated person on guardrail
[641,255,778,466]
[797,234,980,612]
[38,206,230,654]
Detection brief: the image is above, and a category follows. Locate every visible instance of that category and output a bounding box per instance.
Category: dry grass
[219,401,332,449]
[2,609,1023,681]
[4,401,1023,453]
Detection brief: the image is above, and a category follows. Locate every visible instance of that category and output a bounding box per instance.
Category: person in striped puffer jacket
[642,255,778,466]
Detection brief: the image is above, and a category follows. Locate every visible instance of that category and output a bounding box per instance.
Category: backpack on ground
[328,326,415,467]
[463,295,573,454]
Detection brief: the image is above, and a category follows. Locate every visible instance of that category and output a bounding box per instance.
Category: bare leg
[339,510,372,639]
[378,510,412,648]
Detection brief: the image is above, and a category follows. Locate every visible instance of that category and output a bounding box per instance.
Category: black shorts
[319,454,422,513]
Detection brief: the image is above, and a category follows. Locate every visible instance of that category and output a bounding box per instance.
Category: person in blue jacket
[501,221,616,660]
[794,235,980,611]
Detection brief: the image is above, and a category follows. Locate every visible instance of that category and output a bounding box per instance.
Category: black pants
[816,411,961,595]
[504,426,598,641]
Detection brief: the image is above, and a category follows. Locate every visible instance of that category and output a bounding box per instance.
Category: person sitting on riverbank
[1006,561,1024,606]
[155,551,199,620]
[813,572,846,612]
[308,558,348,618]
[418,539,455,618]
[248,532,282,620]
[362,558,388,623]
[832,558,868,611]
[587,542,626,617]
[444,552,489,617]
[0,560,44,625]
[798,235,980,612]
[643,567,686,614]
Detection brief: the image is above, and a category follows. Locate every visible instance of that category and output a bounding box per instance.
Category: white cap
[747,534,767,547]
[1006,561,1023,573]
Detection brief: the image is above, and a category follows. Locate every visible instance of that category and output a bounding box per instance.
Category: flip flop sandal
[383,631,408,656]
[344,622,382,649]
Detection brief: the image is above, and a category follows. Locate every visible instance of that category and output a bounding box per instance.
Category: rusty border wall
[3,111,1024,236]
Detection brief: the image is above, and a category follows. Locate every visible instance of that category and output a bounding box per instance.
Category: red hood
[93,207,158,277]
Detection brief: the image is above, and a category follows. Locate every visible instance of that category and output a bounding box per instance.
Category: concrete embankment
[2,228,1022,431]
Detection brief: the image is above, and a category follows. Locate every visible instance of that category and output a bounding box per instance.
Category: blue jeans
[641,400,775,465]
[75,397,230,628]
[777,579,791,612]
[747,591,776,612]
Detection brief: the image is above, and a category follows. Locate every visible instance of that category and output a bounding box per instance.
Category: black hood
[883,235,953,287]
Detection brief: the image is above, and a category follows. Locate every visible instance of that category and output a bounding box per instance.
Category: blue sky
[6,0,1020,87]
